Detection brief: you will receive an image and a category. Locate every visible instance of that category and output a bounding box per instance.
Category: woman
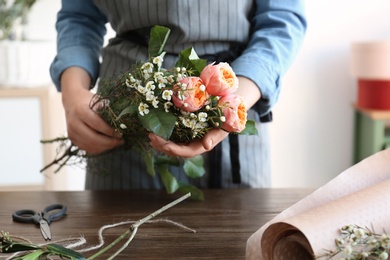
[50,0,306,190]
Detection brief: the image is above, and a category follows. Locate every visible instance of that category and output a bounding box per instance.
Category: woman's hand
[149,76,261,157]
[60,67,124,154]
[149,129,229,158]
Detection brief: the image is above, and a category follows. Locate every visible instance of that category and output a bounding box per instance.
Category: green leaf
[138,108,176,140]
[0,241,40,253]
[116,104,137,121]
[19,249,46,260]
[175,47,207,75]
[155,155,180,166]
[239,119,258,135]
[143,152,155,177]
[148,25,170,58]
[177,184,204,201]
[183,155,205,178]
[46,244,86,260]
[156,164,180,194]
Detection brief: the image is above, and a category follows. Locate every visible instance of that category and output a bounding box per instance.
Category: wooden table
[0,189,312,259]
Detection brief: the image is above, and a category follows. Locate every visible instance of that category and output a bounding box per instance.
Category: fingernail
[208,139,213,150]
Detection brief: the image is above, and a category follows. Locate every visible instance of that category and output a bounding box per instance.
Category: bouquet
[42,25,257,200]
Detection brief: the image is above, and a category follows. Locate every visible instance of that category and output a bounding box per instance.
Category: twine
[0,218,195,259]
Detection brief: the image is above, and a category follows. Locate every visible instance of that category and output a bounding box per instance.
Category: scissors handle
[42,204,67,224]
[12,209,41,225]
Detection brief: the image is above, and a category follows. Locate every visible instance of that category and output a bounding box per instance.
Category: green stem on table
[87,192,191,260]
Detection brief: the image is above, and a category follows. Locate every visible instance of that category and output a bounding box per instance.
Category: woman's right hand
[60,67,124,154]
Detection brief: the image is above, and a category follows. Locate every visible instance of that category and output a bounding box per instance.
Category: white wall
[21,0,390,189]
[270,0,390,188]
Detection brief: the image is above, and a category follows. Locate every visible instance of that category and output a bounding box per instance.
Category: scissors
[12,204,67,240]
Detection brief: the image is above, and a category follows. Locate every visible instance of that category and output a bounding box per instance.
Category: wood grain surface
[0,189,312,259]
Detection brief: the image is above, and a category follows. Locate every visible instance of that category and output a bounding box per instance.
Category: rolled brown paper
[358,79,390,110]
[246,149,390,260]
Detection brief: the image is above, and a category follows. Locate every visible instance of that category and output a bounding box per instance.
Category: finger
[67,115,124,154]
[82,107,122,139]
[149,129,228,158]
[70,126,124,154]
[201,129,229,151]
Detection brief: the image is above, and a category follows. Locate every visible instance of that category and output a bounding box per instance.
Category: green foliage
[178,184,204,201]
[240,120,259,136]
[0,0,36,40]
[183,155,205,178]
[176,47,207,76]
[148,25,170,57]
[138,107,177,140]
[0,232,85,259]
[45,244,85,260]
[156,164,180,194]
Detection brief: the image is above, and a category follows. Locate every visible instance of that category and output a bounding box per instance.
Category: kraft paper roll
[350,40,390,79]
[357,79,390,110]
[246,149,390,259]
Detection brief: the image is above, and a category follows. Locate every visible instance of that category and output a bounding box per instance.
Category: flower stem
[87,192,191,259]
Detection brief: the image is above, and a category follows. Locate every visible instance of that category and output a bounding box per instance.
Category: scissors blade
[39,219,51,240]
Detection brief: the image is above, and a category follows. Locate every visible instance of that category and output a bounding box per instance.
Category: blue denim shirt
[50,0,306,117]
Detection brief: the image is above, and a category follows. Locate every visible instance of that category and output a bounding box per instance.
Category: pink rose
[218,94,247,133]
[200,62,238,97]
[172,77,209,112]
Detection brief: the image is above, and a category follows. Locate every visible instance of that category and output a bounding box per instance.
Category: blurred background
[0,0,389,191]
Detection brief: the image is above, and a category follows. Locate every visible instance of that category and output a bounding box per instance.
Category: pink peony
[218,94,247,133]
[200,62,238,97]
[172,76,209,112]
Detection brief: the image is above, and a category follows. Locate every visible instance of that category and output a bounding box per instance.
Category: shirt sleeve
[231,0,307,117]
[49,0,108,91]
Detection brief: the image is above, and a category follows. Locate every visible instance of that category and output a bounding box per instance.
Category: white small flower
[125,78,133,88]
[164,102,173,112]
[380,251,389,260]
[336,238,344,246]
[198,112,208,122]
[176,67,181,72]
[354,228,367,239]
[195,121,208,129]
[368,238,378,246]
[220,116,226,122]
[167,75,175,83]
[162,90,173,101]
[152,97,159,108]
[199,84,206,92]
[181,83,187,90]
[181,117,192,128]
[146,81,156,91]
[119,123,127,129]
[145,91,155,101]
[137,85,146,94]
[138,102,149,116]
[102,99,110,107]
[141,62,154,78]
[181,67,187,73]
[205,105,211,110]
[344,245,353,256]
[152,54,164,68]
